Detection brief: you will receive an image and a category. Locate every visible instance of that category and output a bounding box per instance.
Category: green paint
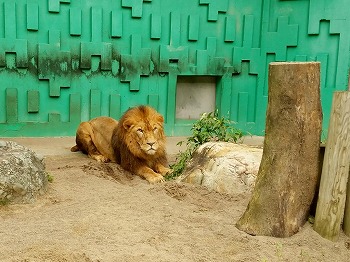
[27,3,39,31]
[90,89,101,119]
[0,0,349,137]
[6,88,18,123]
[111,10,123,38]
[27,90,39,113]
[70,8,82,36]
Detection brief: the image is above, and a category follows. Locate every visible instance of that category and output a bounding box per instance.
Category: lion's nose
[147,142,156,147]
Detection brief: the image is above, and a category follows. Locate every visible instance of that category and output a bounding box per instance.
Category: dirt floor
[0,137,349,262]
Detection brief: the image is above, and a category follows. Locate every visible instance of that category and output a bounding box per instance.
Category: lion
[71,105,171,183]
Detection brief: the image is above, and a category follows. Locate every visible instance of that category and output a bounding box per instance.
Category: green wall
[0,0,349,137]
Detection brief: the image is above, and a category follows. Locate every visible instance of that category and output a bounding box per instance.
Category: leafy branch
[166,111,243,180]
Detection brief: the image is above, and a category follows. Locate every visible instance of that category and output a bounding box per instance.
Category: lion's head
[116,105,167,160]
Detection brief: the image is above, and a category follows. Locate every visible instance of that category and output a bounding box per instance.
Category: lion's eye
[153,127,158,132]
[137,128,143,133]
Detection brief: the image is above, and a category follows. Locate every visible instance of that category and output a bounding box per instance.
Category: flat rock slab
[0,141,48,204]
[179,142,263,195]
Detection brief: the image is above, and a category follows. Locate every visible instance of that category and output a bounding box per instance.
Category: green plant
[166,110,243,180]
[299,249,311,262]
[275,243,284,260]
[47,173,54,183]
[0,198,10,206]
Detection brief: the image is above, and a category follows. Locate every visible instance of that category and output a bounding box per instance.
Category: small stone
[13,183,25,193]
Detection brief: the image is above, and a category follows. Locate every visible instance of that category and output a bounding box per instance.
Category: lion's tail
[70,145,80,152]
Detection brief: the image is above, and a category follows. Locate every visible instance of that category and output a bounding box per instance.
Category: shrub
[167,111,243,180]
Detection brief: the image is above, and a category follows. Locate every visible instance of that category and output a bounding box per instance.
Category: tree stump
[236,62,322,237]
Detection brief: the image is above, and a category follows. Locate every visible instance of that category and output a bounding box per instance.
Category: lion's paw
[159,167,172,176]
[93,155,110,163]
[147,175,165,184]
[164,167,172,174]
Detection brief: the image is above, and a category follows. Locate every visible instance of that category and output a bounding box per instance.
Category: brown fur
[71,116,118,163]
[71,106,171,183]
[111,106,171,183]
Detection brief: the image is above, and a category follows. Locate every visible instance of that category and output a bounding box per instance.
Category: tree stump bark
[236,62,323,237]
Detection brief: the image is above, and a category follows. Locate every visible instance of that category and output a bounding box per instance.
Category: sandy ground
[0,137,349,262]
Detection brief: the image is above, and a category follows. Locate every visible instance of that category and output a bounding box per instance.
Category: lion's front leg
[135,166,165,184]
[154,163,172,177]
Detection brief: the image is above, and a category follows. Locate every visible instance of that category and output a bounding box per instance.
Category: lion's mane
[111,106,170,182]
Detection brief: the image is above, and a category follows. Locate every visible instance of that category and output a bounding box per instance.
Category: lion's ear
[123,119,134,130]
[156,114,164,124]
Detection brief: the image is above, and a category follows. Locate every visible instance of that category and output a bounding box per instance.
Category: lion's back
[89,116,118,162]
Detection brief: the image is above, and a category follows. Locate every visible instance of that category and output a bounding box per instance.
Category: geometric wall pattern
[0,0,349,136]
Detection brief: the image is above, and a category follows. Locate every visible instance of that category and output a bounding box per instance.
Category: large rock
[0,141,48,204]
[179,142,262,195]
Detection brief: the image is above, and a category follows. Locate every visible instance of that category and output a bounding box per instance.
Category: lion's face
[120,106,166,159]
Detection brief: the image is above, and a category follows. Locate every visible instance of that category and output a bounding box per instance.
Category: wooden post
[314,91,350,241]
[344,173,350,237]
[236,62,322,237]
